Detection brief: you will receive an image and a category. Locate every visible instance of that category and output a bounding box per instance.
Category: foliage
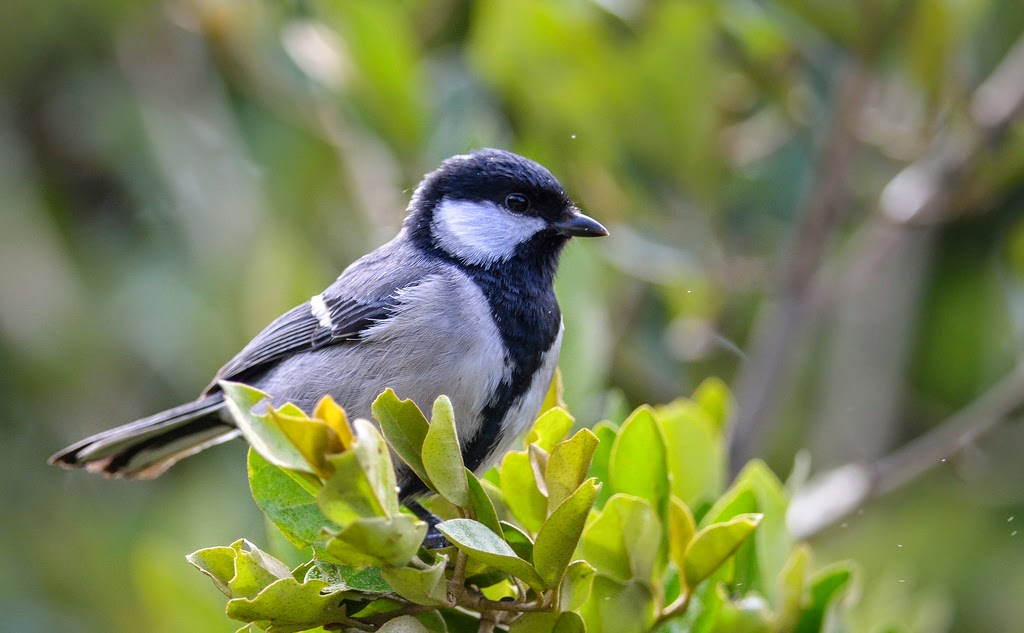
[189,379,853,633]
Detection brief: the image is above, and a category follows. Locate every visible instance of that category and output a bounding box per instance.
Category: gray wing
[203,237,439,393]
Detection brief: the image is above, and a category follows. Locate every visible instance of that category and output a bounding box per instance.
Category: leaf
[321,514,426,568]
[225,576,348,632]
[668,497,697,574]
[609,406,669,515]
[248,449,336,548]
[777,545,811,632]
[558,560,596,611]
[588,421,618,507]
[500,521,535,561]
[351,418,401,517]
[500,451,547,533]
[691,377,732,433]
[268,406,343,478]
[510,611,585,633]
[380,557,448,606]
[305,560,391,593]
[545,428,599,514]
[422,396,470,507]
[372,389,431,487]
[657,399,725,508]
[579,494,663,584]
[533,478,600,587]
[526,407,575,452]
[314,395,354,449]
[187,539,293,602]
[683,513,762,588]
[540,368,566,414]
[222,381,314,474]
[467,469,503,537]
[436,518,546,590]
[318,449,388,525]
[577,575,655,633]
[795,563,855,633]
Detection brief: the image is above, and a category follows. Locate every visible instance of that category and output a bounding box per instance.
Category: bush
[188,378,854,632]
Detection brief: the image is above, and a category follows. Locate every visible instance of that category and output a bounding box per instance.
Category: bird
[50,148,608,499]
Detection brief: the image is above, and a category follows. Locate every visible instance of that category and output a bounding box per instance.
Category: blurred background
[3,0,1024,631]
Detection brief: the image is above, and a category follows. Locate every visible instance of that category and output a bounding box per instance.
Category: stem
[654,589,693,627]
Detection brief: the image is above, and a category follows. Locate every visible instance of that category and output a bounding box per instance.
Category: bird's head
[405,149,608,269]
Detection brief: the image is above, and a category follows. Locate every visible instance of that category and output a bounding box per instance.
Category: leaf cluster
[189,378,854,632]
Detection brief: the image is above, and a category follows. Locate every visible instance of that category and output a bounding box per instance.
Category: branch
[728,60,872,471]
[788,362,1024,539]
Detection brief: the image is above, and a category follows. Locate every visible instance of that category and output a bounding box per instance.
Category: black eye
[504,193,531,214]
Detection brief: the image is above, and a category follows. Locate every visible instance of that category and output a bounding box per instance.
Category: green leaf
[372,389,431,487]
[795,563,855,633]
[248,449,336,548]
[526,407,575,452]
[321,514,426,568]
[559,560,596,611]
[436,518,546,590]
[588,421,618,507]
[187,539,292,602]
[422,395,470,507]
[577,575,655,633]
[500,521,535,561]
[533,478,600,587]
[683,513,762,588]
[579,494,663,584]
[510,611,585,633]
[609,406,669,514]
[380,557,448,606]
[467,469,503,537]
[305,560,391,593]
[692,377,732,433]
[318,449,388,525]
[350,418,401,517]
[267,405,344,478]
[500,451,547,533]
[225,576,348,632]
[657,399,725,508]
[668,497,697,574]
[545,428,599,514]
[222,381,314,474]
[777,544,811,632]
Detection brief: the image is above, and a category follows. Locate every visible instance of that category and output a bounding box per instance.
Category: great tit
[50,148,608,499]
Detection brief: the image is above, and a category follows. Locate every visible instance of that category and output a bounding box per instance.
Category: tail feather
[49,395,238,479]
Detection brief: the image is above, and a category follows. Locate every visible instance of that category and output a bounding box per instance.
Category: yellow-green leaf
[683,513,762,588]
[421,396,470,507]
[500,451,547,533]
[321,514,426,568]
[380,557,448,606]
[668,496,696,573]
[545,428,599,514]
[609,406,669,514]
[526,407,575,452]
[533,478,600,587]
[372,389,430,486]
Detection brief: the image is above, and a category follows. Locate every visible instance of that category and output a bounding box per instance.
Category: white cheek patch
[432,198,547,267]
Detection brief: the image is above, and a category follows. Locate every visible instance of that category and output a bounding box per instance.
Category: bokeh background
[4,0,1024,631]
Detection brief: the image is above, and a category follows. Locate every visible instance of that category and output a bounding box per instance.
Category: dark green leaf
[249,449,336,548]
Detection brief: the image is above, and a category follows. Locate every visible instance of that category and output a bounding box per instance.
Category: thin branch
[789,362,1024,539]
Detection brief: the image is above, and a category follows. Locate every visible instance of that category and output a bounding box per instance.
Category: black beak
[554,210,609,238]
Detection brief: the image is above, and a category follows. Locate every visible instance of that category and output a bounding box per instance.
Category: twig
[654,589,692,627]
[788,362,1024,539]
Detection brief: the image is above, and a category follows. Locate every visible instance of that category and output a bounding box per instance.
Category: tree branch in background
[728,60,872,473]
[787,35,1024,539]
[789,361,1024,539]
